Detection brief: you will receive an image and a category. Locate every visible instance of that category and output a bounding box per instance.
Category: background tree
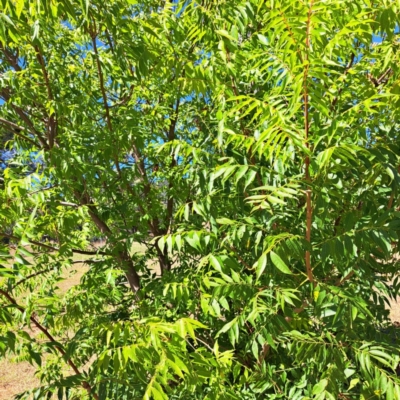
[0,0,400,399]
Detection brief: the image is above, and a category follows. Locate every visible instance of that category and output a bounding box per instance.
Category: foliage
[0,0,400,399]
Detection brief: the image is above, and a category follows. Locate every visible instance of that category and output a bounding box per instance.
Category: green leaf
[151,387,167,400]
[216,317,238,338]
[210,255,223,272]
[312,379,328,395]
[348,378,359,391]
[216,29,237,42]
[244,170,257,190]
[216,218,236,225]
[16,0,24,18]
[257,34,269,46]
[256,253,267,280]
[270,252,292,274]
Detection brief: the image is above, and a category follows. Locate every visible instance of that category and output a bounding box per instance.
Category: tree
[0,0,400,399]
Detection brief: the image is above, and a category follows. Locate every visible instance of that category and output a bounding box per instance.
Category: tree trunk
[156,241,171,273]
[119,250,141,292]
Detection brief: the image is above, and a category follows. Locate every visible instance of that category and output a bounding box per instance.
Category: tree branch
[12,259,101,288]
[0,232,108,256]
[90,24,123,177]
[12,267,54,289]
[0,44,21,71]
[0,89,48,149]
[0,289,98,399]
[11,104,49,149]
[303,1,315,286]
[166,97,181,232]
[90,28,112,132]
[58,201,80,207]
[367,68,393,87]
[331,52,355,109]
[73,187,141,291]
[0,117,39,147]
[34,45,57,148]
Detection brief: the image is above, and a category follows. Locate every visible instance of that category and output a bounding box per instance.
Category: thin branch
[58,201,80,208]
[0,44,21,71]
[337,271,355,286]
[0,289,98,399]
[166,97,181,233]
[72,248,108,256]
[34,45,57,148]
[331,52,355,109]
[11,105,49,149]
[90,26,112,132]
[0,117,39,147]
[0,232,108,256]
[13,259,101,288]
[377,67,392,84]
[28,185,58,196]
[0,117,27,132]
[105,29,115,54]
[226,244,252,269]
[74,188,112,235]
[12,267,54,289]
[90,23,124,177]
[388,192,395,210]
[72,259,102,264]
[0,89,48,149]
[73,187,141,291]
[367,68,393,87]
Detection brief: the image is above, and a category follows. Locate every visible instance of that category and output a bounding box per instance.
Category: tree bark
[74,188,141,292]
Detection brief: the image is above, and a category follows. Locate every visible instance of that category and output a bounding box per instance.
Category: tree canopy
[0,0,400,399]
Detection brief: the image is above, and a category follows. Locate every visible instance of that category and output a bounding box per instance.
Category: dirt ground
[389,296,400,324]
[0,359,39,400]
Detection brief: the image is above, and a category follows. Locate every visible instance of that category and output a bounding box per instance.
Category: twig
[0,232,108,256]
[331,53,355,109]
[367,68,393,87]
[34,45,57,148]
[0,117,39,147]
[90,23,123,177]
[13,259,101,288]
[0,44,21,71]
[337,271,355,286]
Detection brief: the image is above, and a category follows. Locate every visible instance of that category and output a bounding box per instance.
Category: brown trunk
[156,240,171,273]
[121,253,141,292]
[75,188,141,292]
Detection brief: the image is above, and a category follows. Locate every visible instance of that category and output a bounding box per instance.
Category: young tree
[0,0,399,399]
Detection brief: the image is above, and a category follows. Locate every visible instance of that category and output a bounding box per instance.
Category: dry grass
[0,359,39,400]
